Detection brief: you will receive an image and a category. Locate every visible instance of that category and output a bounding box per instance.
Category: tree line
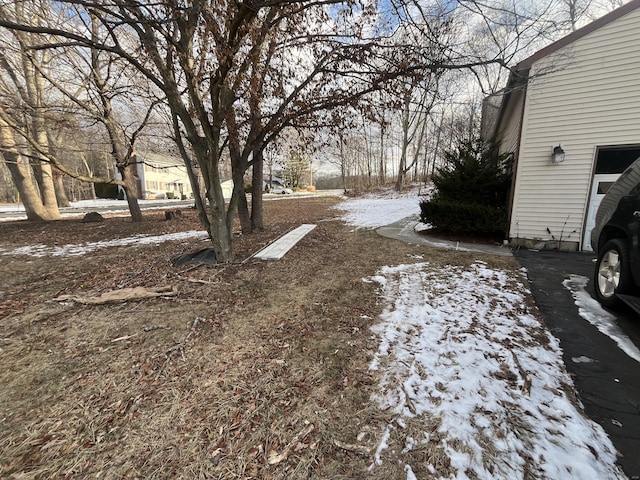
[0,0,622,260]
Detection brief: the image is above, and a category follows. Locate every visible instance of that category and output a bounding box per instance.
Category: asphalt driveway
[516,249,640,479]
[380,218,639,476]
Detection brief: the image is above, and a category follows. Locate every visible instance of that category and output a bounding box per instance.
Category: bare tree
[0,2,160,221]
[0,0,535,259]
[394,75,441,190]
[0,3,61,220]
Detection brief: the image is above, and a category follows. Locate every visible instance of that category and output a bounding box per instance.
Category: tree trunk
[251,150,264,231]
[0,121,60,220]
[118,163,143,222]
[53,167,70,207]
[209,163,234,262]
[234,167,252,234]
[396,93,411,192]
[379,124,386,184]
[171,112,209,232]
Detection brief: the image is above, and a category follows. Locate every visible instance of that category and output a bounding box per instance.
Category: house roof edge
[516,0,640,71]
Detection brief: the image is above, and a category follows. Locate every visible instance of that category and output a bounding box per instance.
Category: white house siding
[138,153,194,199]
[510,7,640,251]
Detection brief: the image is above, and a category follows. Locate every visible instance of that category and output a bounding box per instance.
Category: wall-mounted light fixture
[552,145,565,164]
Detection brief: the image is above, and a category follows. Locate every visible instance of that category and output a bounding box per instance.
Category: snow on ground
[0,231,208,258]
[337,191,626,480]
[1,189,627,478]
[563,275,640,363]
[0,198,207,257]
[335,188,426,228]
[0,198,189,222]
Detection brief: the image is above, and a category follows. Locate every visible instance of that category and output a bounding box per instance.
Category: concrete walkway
[376,215,512,257]
[253,224,317,260]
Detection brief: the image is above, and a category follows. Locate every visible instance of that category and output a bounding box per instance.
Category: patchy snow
[563,275,640,363]
[0,230,208,258]
[367,262,624,479]
[1,189,628,478]
[0,198,190,222]
[335,188,425,228]
[336,191,626,480]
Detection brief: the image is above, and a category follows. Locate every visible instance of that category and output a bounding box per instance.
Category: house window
[597,182,615,194]
[595,146,640,174]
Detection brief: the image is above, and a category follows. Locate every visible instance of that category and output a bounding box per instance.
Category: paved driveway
[516,249,640,479]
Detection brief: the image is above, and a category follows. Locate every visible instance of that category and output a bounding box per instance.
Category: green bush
[420,199,508,235]
[420,136,512,236]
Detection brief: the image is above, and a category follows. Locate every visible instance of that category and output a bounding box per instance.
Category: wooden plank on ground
[253,224,317,260]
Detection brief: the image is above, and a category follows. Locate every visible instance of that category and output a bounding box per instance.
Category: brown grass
[0,196,523,479]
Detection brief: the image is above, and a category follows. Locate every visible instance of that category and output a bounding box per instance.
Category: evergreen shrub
[420,136,512,237]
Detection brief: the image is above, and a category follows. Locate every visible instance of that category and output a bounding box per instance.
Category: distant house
[132,153,194,200]
[114,152,238,200]
[486,0,640,251]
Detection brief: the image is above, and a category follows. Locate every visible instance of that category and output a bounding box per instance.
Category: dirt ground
[0,196,521,479]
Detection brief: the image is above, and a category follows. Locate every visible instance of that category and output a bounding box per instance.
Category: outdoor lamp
[552,145,565,164]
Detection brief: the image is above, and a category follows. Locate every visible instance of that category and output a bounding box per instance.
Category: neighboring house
[115,152,235,200]
[486,0,640,251]
[220,179,234,200]
[133,152,195,200]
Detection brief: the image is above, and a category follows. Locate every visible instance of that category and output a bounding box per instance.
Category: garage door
[582,146,640,251]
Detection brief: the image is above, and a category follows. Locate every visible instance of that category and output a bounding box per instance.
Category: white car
[268,184,293,194]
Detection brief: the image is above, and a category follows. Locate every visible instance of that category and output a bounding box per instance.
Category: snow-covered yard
[0,189,628,479]
[336,191,626,479]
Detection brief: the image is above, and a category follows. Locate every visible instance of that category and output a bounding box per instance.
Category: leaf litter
[0,191,626,479]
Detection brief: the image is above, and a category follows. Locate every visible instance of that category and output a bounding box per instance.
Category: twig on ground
[512,351,532,396]
[180,263,205,274]
[171,265,228,285]
[332,439,372,457]
[155,316,203,379]
[267,422,315,465]
[401,384,417,415]
[111,334,138,343]
[173,274,217,285]
[143,325,169,332]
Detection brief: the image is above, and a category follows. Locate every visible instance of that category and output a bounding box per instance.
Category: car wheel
[594,238,633,307]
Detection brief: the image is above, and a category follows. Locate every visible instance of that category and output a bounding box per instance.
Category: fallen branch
[332,439,372,457]
[267,423,315,465]
[54,286,177,305]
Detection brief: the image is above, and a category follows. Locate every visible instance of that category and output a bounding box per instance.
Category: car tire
[594,238,633,307]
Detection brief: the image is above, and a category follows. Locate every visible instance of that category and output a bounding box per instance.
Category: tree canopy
[0,0,601,259]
